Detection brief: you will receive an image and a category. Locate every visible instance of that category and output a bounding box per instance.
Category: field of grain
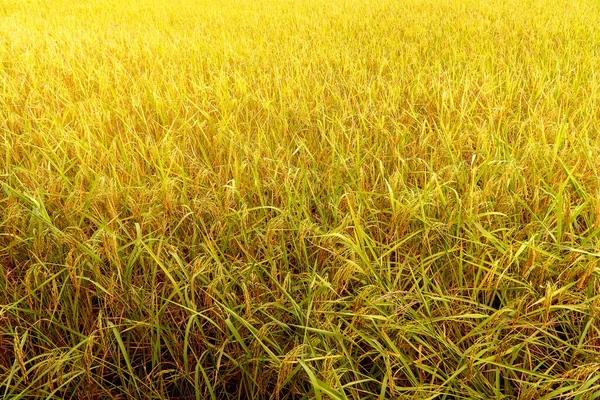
[2,0,600,398]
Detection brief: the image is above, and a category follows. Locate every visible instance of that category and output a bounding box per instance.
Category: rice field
[2,0,600,398]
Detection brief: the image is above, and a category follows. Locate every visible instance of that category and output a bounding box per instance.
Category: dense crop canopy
[2,0,600,398]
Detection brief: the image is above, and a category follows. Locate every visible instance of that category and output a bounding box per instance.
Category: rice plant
[2,0,600,398]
